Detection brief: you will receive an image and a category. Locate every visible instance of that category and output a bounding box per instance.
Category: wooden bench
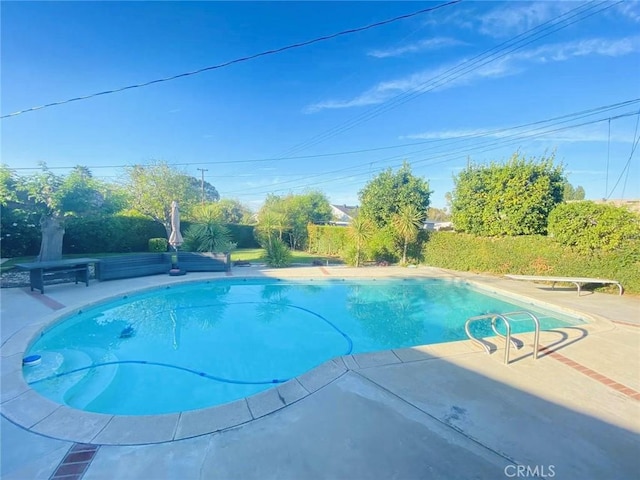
[15,258,99,294]
[171,252,231,272]
[95,253,170,281]
[505,275,624,296]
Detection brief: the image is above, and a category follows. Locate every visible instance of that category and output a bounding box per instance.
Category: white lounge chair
[504,275,624,296]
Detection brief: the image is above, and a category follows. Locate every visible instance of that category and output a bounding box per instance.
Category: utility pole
[197,168,208,205]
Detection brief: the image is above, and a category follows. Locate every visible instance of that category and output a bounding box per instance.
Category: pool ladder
[464,311,540,365]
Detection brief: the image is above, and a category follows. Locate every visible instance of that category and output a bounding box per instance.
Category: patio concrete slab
[558,325,640,390]
[0,416,70,480]
[358,352,640,478]
[83,435,212,480]
[200,371,511,480]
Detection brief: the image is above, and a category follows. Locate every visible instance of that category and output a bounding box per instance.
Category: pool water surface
[24,278,583,415]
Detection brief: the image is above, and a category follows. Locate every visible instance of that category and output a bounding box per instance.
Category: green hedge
[423,232,640,294]
[0,206,41,257]
[63,216,167,254]
[1,213,257,257]
[548,201,640,252]
[226,224,259,248]
[148,238,168,252]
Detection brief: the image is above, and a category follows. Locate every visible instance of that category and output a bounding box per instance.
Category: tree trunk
[402,240,408,265]
[37,215,65,262]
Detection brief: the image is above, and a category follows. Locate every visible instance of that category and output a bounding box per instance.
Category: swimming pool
[24,278,583,415]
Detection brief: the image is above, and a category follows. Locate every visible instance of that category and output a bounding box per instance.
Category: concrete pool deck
[1,265,639,479]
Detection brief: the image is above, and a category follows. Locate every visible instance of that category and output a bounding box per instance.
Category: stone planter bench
[95,252,231,281]
[170,252,231,272]
[95,253,170,281]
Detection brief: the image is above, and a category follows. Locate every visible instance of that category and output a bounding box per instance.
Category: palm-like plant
[392,205,424,265]
[184,205,234,252]
[348,215,374,267]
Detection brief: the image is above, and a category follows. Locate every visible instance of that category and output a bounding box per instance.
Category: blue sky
[2,1,639,210]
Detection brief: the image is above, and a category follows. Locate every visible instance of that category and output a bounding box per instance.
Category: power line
[221,110,640,197]
[272,0,617,159]
[0,0,462,119]
[7,98,639,173]
[607,111,640,200]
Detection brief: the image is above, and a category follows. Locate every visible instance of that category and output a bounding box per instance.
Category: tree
[451,153,565,236]
[359,162,431,229]
[392,205,424,264]
[563,183,586,201]
[257,191,332,250]
[209,199,253,224]
[1,165,111,261]
[187,176,220,203]
[427,206,451,221]
[125,161,206,238]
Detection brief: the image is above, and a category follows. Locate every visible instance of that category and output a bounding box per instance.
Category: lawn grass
[231,248,340,265]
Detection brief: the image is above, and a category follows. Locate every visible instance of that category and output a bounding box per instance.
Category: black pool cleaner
[120,325,135,338]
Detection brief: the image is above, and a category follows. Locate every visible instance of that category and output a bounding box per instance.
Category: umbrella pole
[171,245,179,269]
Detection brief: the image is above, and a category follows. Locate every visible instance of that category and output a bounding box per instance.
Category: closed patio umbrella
[169,200,183,251]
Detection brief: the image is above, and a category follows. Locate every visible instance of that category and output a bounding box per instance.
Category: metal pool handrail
[465,311,541,364]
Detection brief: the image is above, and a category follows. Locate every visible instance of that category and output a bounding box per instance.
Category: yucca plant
[264,237,292,268]
[184,205,236,253]
[347,215,374,267]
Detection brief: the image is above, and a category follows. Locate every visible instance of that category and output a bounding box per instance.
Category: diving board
[504,275,624,296]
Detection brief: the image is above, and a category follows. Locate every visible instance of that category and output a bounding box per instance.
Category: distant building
[329,204,359,226]
[423,219,453,231]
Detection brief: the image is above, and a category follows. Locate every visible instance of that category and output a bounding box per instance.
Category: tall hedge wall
[1,212,258,257]
[226,224,260,248]
[307,224,350,255]
[423,232,640,294]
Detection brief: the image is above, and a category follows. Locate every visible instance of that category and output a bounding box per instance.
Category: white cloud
[368,37,466,58]
[616,1,640,22]
[403,124,635,144]
[478,1,575,38]
[306,36,640,113]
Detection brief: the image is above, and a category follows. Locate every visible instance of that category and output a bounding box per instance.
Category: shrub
[264,237,292,268]
[148,238,168,252]
[548,201,640,252]
[365,225,398,263]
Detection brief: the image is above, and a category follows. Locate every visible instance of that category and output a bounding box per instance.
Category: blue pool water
[24,278,583,415]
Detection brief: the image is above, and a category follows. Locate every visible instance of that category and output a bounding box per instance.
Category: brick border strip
[23,288,66,310]
[49,443,100,480]
[539,345,640,401]
[611,320,640,328]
